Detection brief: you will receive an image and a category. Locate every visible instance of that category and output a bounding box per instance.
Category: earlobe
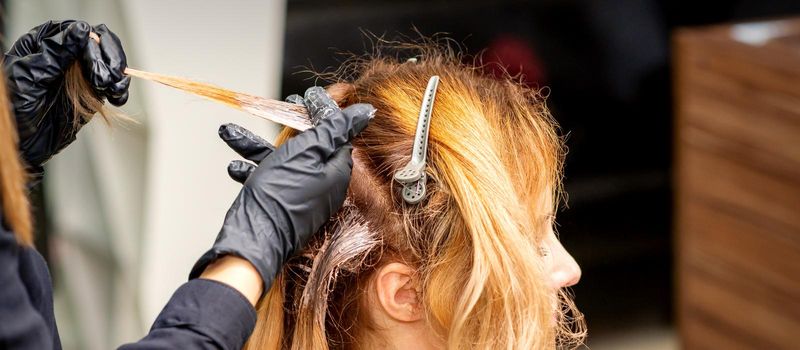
[375,262,422,322]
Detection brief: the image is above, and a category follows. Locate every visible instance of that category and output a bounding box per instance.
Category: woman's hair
[0,68,33,245]
[246,42,585,349]
[65,63,123,127]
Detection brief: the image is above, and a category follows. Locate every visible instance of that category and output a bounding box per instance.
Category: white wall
[6,1,285,348]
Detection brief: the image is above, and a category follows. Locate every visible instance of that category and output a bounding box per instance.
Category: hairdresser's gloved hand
[190,87,375,291]
[4,20,130,179]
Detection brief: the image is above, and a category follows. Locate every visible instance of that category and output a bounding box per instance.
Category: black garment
[0,210,257,350]
[0,224,61,349]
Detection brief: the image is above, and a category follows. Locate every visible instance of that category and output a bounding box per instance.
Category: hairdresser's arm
[116,278,257,350]
[4,20,129,181]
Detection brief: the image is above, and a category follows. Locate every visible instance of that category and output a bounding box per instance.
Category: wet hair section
[290,202,382,340]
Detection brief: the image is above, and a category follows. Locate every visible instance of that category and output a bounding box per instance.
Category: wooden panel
[674,18,800,350]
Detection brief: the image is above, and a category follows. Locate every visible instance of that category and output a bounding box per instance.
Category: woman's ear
[374,262,422,322]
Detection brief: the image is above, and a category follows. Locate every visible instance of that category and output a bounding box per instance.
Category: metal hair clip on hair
[394,75,440,204]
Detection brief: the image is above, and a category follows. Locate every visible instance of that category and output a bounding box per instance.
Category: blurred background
[4,1,799,349]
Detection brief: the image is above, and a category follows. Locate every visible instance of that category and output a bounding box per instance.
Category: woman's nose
[548,240,582,289]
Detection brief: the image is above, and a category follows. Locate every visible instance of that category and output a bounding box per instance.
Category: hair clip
[393,75,440,204]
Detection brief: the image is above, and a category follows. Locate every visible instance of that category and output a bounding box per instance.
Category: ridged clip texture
[393,76,440,204]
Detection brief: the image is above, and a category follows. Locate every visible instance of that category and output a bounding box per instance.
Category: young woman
[242,46,587,349]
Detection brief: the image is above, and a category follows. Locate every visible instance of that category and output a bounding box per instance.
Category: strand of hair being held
[65,32,313,131]
[121,68,313,130]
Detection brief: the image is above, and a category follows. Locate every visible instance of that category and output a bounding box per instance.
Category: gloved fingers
[289,103,374,161]
[105,76,131,106]
[5,20,92,169]
[5,20,60,56]
[10,21,91,88]
[325,143,355,177]
[45,21,91,72]
[93,24,128,83]
[6,28,39,57]
[218,123,275,163]
[81,38,114,89]
[321,143,355,213]
[340,103,375,137]
[81,24,129,104]
[285,94,304,105]
[227,160,256,184]
[303,86,340,122]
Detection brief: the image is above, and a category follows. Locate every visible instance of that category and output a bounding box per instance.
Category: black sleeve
[0,224,53,350]
[118,279,257,350]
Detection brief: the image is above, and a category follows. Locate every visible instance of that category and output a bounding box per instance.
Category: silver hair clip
[393,76,440,204]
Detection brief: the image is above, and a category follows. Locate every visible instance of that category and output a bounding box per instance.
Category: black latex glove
[4,20,130,177]
[190,87,375,291]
